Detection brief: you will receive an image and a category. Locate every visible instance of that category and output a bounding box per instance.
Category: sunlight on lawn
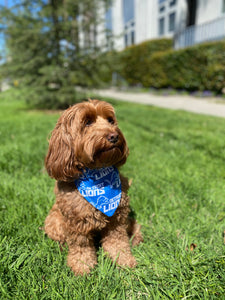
[0,89,225,299]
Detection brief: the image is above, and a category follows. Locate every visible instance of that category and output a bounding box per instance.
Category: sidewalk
[94,89,225,118]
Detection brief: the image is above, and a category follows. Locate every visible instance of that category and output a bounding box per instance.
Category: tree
[0,0,111,109]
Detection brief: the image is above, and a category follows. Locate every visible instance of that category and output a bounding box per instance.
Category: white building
[175,0,225,48]
[101,0,225,50]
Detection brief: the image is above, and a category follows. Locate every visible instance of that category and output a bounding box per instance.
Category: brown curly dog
[44,99,143,275]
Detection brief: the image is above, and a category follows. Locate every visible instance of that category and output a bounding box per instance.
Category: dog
[44,99,143,275]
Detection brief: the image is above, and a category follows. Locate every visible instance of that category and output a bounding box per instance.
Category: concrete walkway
[94,89,225,118]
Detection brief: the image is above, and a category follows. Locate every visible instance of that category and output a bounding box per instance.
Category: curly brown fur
[44,99,143,276]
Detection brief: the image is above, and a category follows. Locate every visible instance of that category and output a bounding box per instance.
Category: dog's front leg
[101,225,137,268]
[67,234,97,276]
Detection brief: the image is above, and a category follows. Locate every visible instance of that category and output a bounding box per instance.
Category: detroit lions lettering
[74,166,122,217]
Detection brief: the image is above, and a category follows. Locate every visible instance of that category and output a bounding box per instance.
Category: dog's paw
[67,257,97,276]
[131,233,144,247]
[116,253,137,268]
[68,262,93,276]
[67,250,97,276]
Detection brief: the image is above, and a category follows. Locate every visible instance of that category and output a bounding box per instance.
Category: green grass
[1,88,225,299]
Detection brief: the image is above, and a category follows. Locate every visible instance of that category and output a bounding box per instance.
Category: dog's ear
[45,113,82,181]
[116,145,129,167]
[115,129,129,168]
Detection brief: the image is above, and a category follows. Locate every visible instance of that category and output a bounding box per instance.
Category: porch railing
[174,16,225,49]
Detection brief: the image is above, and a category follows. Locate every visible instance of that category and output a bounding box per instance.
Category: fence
[174,16,225,49]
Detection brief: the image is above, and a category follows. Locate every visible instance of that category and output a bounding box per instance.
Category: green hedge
[146,46,208,90]
[99,39,225,92]
[119,38,173,86]
[146,41,225,92]
[117,40,225,92]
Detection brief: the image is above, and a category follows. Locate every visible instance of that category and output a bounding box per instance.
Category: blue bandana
[74,166,122,217]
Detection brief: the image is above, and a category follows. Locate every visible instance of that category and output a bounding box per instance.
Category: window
[169,12,175,31]
[123,0,134,23]
[169,0,176,7]
[123,0,135,47]
[223,0,225,12]
[159,17,165,35]
[131,30,135,45]
[159,5,165,13]
[105,7,113,49]
[124,34,128,47]
[105,7,112,31]
[124,21,135,47]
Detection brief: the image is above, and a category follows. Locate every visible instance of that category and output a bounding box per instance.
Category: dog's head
[45,99,129,181]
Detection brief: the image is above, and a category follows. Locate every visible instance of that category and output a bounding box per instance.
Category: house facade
[102,0,225,50]
[175,0,225,48]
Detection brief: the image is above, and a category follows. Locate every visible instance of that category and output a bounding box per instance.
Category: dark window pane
[124,33,128,47]
[159,5,165,13]
[169,12,175,31]
[159,17,165,35]
[170,0,176,7]
[131,31,135,44]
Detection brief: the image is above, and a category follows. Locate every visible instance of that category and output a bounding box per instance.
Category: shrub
[97,51,121,85]
[25,86,87,110]
[147,46,208,90]
[112,39,225,92]
[203,64,225,91]
[118,38,173,86]
[143,41,225,92]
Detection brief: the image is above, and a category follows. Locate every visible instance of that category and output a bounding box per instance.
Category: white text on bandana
[74,166,122,217]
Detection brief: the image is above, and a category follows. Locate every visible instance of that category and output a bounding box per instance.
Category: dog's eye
[85,119,93,127]
[107,117,115,124]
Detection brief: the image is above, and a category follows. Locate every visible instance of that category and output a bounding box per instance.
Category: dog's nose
[107,132,119,144]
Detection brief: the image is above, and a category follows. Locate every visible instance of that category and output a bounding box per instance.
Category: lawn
[0,88,225,299]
